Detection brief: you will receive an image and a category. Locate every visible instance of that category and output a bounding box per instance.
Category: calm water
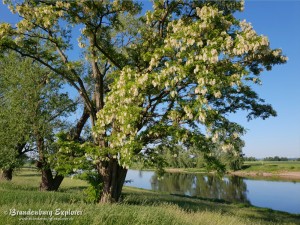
[125,170,300,214]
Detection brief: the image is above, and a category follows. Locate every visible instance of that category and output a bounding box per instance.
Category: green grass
[139,161,300,175]
[0,168,299,225]
[241,161,300,173]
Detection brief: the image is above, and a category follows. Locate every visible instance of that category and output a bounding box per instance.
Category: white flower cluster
[221,143,234,153]
[95,67,149,165]
[183,106,193,120]
[14,3,67,30]
[196,6,219,20]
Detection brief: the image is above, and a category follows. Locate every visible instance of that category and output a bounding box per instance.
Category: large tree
[0,0,287,202]
[0,52,78,190]
[0,53,36,180]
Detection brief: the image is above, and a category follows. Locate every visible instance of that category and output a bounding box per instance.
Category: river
[125,170,300,214]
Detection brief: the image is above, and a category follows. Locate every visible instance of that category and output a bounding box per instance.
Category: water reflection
[150,173,250,204]
[125,170,300,214]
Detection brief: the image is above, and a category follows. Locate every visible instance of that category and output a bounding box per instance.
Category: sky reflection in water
[125,170,300,214]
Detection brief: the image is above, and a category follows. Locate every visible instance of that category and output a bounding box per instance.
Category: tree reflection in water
[150,173,250,204]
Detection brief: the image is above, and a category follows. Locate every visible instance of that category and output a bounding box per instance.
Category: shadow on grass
[241,165,251,169]
[59,186,87,193]
[170,193,234,204]
[16,173,40,177]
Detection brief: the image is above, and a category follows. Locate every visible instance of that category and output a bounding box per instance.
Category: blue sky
[0,1,299,158]
[232,1,300,158]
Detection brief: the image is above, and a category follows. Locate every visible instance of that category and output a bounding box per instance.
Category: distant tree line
[243,156,257,161]
[263,156,289,161]
[243,156,299,161]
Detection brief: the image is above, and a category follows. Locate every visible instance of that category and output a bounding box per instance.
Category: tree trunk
[1,168,13,181]
[40,168,54,191]
[52,174,64,191]
[39,167,64,191]
[35,134,64,191]
[98,159,128,203]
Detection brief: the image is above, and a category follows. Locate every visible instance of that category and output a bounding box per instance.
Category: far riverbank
[157,161,300,181]
[230,171,300,180]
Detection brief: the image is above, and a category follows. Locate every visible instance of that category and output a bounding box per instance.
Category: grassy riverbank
[240,161,300,173]
[230,161,300,180]
[0,168,299,224]
[160,161,300,175]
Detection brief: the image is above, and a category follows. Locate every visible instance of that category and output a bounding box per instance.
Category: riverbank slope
[231,161,300,180]
[161,161,300,180]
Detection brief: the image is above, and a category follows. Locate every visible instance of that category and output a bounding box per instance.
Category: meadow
[241,161,300,173]
[159,161,300,175]
[0,168,299,225]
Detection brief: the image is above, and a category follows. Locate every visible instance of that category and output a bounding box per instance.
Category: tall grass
[0,168,299,225]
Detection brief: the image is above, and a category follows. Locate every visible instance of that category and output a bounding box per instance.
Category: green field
[240,161,300,173]
[157,161,300,175]
[0,168,299,225]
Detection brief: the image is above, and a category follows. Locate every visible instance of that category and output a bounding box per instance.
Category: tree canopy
[0,0,287,202]
[0,52,75,183]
